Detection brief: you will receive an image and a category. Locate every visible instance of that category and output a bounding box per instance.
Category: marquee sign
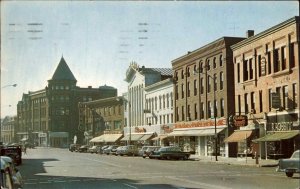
[174,118,226,129]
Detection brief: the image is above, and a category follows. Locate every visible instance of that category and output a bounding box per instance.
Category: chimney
[246,30,254,38]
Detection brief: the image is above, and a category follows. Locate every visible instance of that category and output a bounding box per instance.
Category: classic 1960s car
[276,150,300,177]
[149,146,190,160]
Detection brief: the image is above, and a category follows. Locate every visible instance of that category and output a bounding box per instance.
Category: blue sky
[1,1,298,117]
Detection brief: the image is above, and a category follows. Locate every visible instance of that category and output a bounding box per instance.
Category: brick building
[230,16,300,159]
[17,57,117,147]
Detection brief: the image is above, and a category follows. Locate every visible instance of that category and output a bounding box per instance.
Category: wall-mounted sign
[233,115,248,127]
[260,57,266,76]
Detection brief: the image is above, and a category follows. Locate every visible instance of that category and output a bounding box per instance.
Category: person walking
[23,146,27,155]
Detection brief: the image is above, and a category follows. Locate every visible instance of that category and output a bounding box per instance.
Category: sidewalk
[190,155,279,167]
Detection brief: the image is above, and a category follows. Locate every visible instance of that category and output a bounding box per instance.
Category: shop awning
[139,133,154,141]
[49,132,69,138]
[90,134,123,143]
[224,130,253,143]
[168,127,225,137]
[121,133,144,141]
[152,135,169,141]
[253,131,299,142]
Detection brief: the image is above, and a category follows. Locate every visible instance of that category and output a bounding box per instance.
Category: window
[290,43,295,68]
[274,49,280,73]
[181,70,184,79]
[170,93,173,107]
[244,93,249,114]
[281,46,286,70]
[155,97,157,110]
[258,55,262,77]
[194,80,197,96]
[194,103,198,120]
[200,102,204,119]
[220,98,224,117]
[249,58,253,80]
[214,74,217,91]
[206,59,210,70]
[250,92,255,112]
[259,90,263,113]
[181,106,185,121]
[207,77,211,93]
[187,82,190,97]
[220,72,224,90]
[243,60,248,81]
[163,95,165,109]
[213,57,217,69]
[214,100,218,118]
[283,85,288,109]
[268,89,272,111]
[207,101,212,118]
[159,96,162,109]
[166,94,169,108]
[200,78,204,94]
[237,63,240,83]
[187,105,190,121]
[181,84,184,99]
[219,55,223,67]
[292,83,298,109]
[267,51,272,74]
[187,67,190,77]
[176,107,179,121]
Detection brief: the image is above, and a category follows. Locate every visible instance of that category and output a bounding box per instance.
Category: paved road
[19,148,299,189]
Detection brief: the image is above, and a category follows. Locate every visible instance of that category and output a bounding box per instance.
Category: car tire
[286,172,293,177]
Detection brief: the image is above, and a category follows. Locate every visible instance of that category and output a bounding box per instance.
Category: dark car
[78,145,89,153]
[149,146,190,160]
[69,144,81,152]
[0,145,22,165]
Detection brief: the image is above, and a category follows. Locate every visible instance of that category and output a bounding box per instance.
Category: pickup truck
[149,146,190,160]
[276,150,300,177]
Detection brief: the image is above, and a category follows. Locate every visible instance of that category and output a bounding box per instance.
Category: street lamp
[0,84,17,142]
[194,67,218,161]
[117,97,131,145]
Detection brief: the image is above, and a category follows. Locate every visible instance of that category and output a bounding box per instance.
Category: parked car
[78,145,89,153]
[119,145,139,156]
[143,146,161,158]
[0,145,22,165]
[88,146,101,154]
[277,150,300,177]
[115,146,126,156]
[103,145,119,155]
[138,146,150,157]
[1,158,14,189]
[98,145,109,154]
[109,146,120,155]
[69,144,81,152]
[1,156,23,189]
[149,146,190,160]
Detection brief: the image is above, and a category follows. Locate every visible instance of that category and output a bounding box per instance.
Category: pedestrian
[23,146,27,155]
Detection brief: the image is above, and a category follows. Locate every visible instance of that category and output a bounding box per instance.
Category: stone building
[171,37,245,157]
[1,116,17,144]
[17,57,117,147]
[230,16,300,159]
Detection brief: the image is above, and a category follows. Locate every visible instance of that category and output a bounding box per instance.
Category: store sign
[233,115,248,127]
[38,133,47,138]
[174,118,226,129]
[271,122,293,131]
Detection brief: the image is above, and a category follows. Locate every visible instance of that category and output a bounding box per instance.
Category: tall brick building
[17,57,117,147]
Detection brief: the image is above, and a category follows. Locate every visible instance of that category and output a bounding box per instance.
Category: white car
[1,156,23,188]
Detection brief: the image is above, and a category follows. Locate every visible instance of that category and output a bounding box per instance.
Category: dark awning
[224,130,253,143]
[253,131,299,142]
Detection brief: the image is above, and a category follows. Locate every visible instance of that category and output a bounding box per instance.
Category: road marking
[54,180,66,183]
[39,181,51,184]
[69,180,81,182]
[78,157,124,168]
[123,183,138,189]
[166,176,232,189]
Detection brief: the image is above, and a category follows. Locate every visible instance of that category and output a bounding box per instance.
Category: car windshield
[2,2,297,189]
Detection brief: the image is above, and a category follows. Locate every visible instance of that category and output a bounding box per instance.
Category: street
[20,148,299,189]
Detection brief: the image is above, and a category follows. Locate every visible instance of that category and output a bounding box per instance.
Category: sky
[1,1,299,117]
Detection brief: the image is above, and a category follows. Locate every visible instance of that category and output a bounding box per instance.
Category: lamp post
[0,84,17,142]
[117,97,131,145]
[194,68,218,161]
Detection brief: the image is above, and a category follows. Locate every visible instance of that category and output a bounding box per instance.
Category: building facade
[171,37,245,157]
[1,116,17,144]
[17,57,117,147]
[123,62,173,146]
[79,96,124,145]
[231,16,300,159]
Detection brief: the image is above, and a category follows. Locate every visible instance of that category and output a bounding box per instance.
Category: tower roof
[51,56,77,81]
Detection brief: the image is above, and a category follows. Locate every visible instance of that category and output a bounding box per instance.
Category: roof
[51,56,77,81]
[99,85,116,90]
[139,67,173,76]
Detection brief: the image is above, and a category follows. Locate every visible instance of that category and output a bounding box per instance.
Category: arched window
[220,72,224,90]
[213,57,217,69]
[219,55,223,67]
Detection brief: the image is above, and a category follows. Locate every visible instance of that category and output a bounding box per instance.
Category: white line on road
[166,176,232,189]
[39,181,51,184]
[123,183,138,189]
